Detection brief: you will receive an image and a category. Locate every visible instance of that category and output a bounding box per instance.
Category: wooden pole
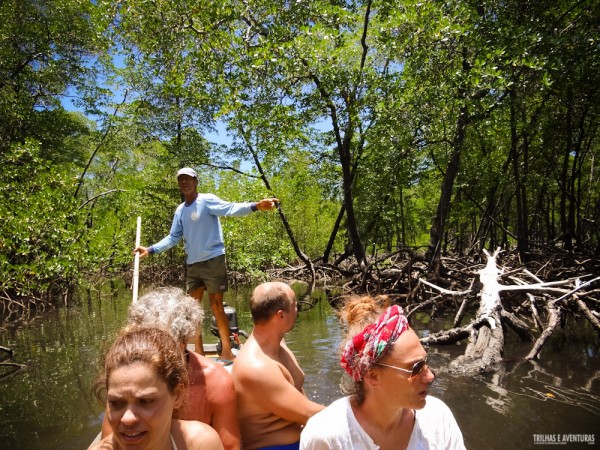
[132,216,141,303]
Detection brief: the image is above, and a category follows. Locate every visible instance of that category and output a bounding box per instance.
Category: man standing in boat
[232,281,325,450]
[134,167,278,361]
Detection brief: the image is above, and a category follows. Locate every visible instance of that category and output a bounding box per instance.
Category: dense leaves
[0,142,81,310]
[0,0,599,315]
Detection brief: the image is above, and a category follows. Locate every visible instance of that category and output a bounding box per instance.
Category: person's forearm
[301,401,326,425]
[212,419,241,450]
[150,233,180,254]
[151,209,183,253]
[208,199,255,217]
[283,399,326,425]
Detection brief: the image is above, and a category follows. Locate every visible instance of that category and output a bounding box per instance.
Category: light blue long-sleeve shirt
[150,193,256,264]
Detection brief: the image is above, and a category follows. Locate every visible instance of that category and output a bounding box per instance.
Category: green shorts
[186,254,228,294]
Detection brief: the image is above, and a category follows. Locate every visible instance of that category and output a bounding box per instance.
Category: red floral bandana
[340,305,409,381]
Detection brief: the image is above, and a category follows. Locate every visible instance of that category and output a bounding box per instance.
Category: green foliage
[0,142,83,302]
[1,0,600,312]
[0,0,103,151]
[200,153,342,274]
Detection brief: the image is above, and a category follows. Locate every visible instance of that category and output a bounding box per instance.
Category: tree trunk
[560,90,574,250]
[398,187,406,247]
[240,127,315,278]
[509,89,529,257]
[338,132,367,267]
[322,203,345,264]
[448,249,505,375]
[426,106,468,271]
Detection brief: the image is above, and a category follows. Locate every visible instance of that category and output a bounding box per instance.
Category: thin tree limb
[77,189,124,210]
[526,303,563,360]
[552,277,600,304]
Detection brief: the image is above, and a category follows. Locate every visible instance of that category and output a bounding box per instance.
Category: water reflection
[0,294,131,450]
[432,345,600,449]
[0,349,25,381]
[286,299,345,406]
[0,282,598,450]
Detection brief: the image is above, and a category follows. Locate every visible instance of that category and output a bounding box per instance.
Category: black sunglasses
[375,356,428,378]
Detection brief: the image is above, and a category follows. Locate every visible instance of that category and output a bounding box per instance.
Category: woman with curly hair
[89,326,223,450]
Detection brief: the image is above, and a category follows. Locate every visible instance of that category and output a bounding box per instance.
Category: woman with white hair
[128,287,204,344]
[300,296,465,450]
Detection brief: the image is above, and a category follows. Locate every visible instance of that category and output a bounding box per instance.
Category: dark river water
[0,281,598,449]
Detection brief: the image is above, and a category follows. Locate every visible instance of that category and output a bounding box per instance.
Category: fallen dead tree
[270,246,599,375]
[416,248,600,375]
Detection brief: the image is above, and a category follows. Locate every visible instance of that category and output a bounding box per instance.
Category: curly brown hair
[92,326,188,404]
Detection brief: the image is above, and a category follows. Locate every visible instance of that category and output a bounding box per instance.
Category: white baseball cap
[176,167,197,179]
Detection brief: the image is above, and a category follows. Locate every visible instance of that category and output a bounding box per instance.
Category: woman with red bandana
[300,296,465,450]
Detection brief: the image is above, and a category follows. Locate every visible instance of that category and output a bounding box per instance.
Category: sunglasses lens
[412,359,427,377]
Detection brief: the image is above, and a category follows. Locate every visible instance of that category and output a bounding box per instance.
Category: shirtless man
[174,348,239,449]
[231,282,325,450]
[100,287,240,450]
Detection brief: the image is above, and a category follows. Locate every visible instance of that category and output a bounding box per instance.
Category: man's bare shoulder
[232,344,285,387]
[191,352,234,382]
[173,419,224,450]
